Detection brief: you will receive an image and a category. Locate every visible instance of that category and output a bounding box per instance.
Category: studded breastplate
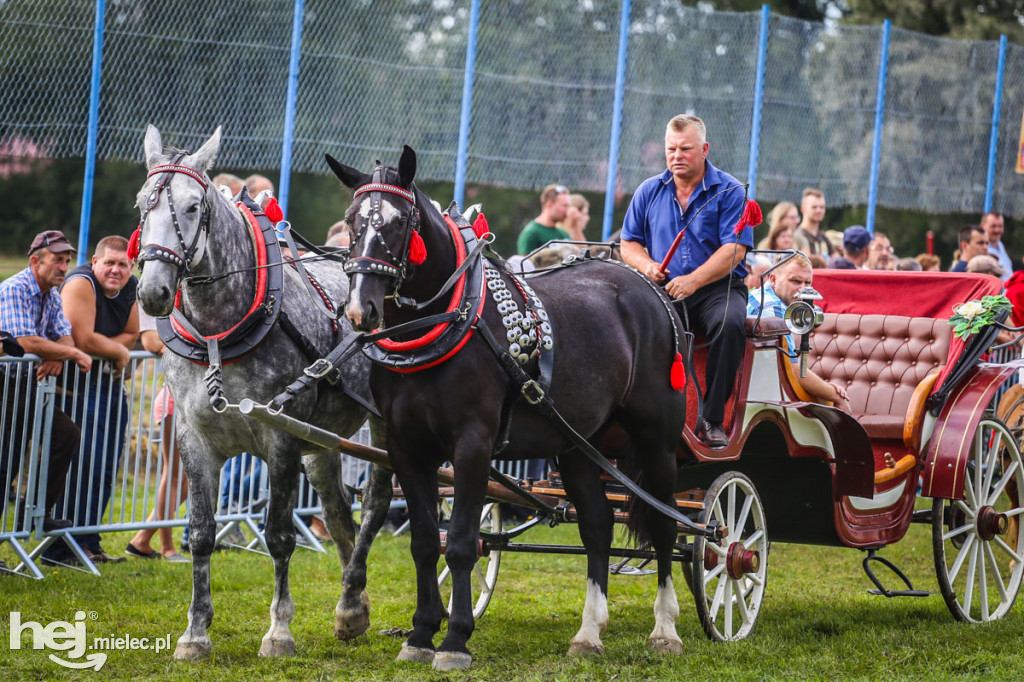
[484,263,552,365]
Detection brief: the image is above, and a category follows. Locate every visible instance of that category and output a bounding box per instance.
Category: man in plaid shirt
[0,230,92,548]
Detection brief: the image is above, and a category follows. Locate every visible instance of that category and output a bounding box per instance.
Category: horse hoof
[432,651,472,671]
[259,635,296,657]
[335,605,370,640]
[567,639,604,656]
[173,637,212,661]
[647,636,683,655]
[397,643,435,664]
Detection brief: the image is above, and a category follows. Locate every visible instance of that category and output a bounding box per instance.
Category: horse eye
[185,203,199,214]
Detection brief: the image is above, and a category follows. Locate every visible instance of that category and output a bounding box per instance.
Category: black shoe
[699,420,729,449]
[42,516,73,532]
[125,543,161,559]
[85,548,126,564]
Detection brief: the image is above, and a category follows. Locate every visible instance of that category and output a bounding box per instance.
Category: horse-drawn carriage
[135,131,1024,670]
[424,265,1024,642]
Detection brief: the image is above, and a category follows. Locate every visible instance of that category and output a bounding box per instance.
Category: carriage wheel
[437,501,502,620]
[932,417,1024,622]
[690,472,768,641]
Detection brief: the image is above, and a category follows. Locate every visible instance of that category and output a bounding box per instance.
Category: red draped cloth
[810,270,1002,395]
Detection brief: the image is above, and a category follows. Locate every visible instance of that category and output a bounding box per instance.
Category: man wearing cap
[44,234,138,566]
[517,184,571,255]
[0,230,91,539]
[835,226,871,269]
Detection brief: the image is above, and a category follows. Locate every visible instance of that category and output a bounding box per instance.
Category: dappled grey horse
[134,125,392,660]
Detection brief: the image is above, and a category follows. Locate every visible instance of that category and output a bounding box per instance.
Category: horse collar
[157,202,285,365]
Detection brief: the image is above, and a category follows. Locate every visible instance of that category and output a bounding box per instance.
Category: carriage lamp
[784,287,824,377]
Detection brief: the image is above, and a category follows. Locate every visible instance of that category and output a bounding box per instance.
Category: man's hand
[665,274,701,300]
[827,381,850,412]
[111,345,130,374]
[36,359,64,380]
[71,349,92,375]
[643,262,667,283]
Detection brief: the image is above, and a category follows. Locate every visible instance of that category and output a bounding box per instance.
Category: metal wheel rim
[691,472,768,641]
[437,502,502,620]
[932,417,1024,623]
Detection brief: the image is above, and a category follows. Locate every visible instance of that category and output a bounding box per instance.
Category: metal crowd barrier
[0,351,379,579]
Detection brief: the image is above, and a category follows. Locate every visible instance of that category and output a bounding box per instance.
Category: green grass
[3,518,1024,680]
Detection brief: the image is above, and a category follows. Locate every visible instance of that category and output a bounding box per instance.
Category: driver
[620,114,753,449]
[746,254,849,411]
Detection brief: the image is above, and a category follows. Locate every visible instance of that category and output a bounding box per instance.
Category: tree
[685,0,828,21]
[842,0,1024,44]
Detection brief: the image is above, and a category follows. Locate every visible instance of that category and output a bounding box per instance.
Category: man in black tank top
[45,235,138,565]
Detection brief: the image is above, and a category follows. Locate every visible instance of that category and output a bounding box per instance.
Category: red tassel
[472,213,490,239]
[670,352,686,392]
[733,200,763,234]
[264,197,284,223]
[408,230,427,264]
[127,227,141,260]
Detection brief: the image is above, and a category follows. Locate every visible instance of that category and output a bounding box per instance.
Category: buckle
[521,380,545,405]
[304,358,335,379]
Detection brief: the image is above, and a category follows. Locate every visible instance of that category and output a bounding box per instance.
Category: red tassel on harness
[127,226,141,261]
[408,230,427,264]
[472,213,490,239]
[670,352,686,392]
[733,200,762,234]
[264,197,284,224]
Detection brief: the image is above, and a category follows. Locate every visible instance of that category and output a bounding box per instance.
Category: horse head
[135,124,223,316]
[326,146,419,332]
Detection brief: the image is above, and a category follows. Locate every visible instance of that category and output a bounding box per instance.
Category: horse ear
[325,154,369,190]
[398,145,417,186]
[144,124,163,169]
[188,126,222,172]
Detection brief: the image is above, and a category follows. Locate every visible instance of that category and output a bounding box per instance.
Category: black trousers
[1,372,80,517]
[676,277,748,425]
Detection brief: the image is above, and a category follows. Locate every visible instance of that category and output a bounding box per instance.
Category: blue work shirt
[621,161,753,280]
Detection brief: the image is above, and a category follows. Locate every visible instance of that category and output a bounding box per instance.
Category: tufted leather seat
[808,313,951,439]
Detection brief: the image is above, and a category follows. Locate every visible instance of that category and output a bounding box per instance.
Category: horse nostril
[364,301,379,331]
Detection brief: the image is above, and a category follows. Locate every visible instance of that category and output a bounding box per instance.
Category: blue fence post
[77,0,107,264]
[602,0,632,240]
[278,0,306,218]
[453,0,481,208]
[746,5,770,201]
[866,19,890,235]
[985,35,1007,214]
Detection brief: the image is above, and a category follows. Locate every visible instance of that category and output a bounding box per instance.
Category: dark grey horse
[135,125,391,660]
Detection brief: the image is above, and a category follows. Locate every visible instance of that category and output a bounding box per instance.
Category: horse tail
[623,451,655,550]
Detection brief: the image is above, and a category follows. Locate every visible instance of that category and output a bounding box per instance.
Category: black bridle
[137,155,212,276]
[342,167,420,296]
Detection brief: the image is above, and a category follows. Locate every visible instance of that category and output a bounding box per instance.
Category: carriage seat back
[808,313,951,439]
